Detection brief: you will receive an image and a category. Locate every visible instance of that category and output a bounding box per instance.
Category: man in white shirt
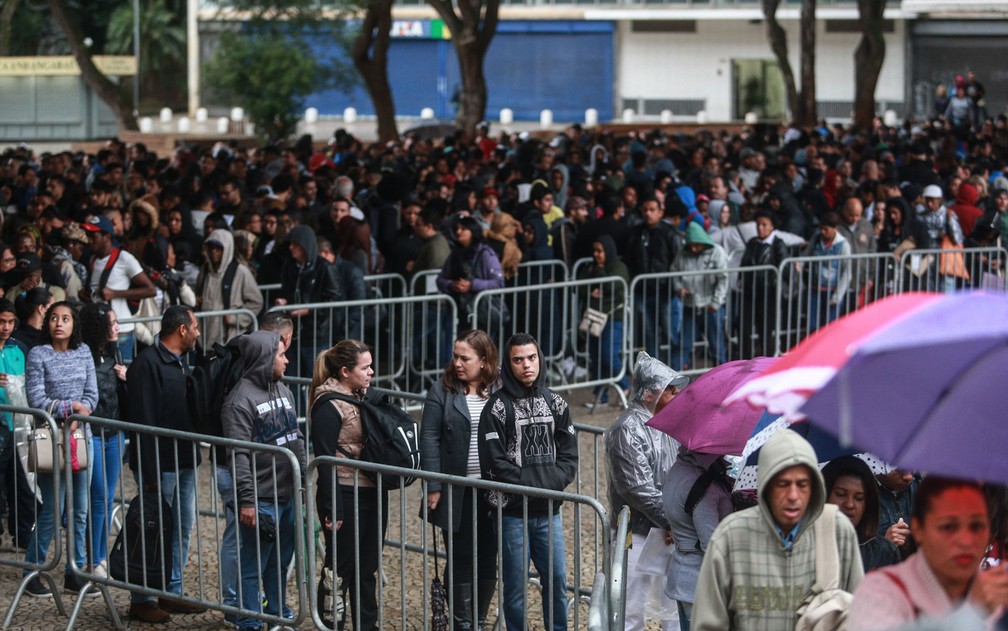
[82,214,155,360]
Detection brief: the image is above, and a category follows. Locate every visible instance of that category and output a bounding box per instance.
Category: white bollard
[139,117,153,133]
[196,107,208,122]
[744,111,759,125]
[540,109,554,127]
[420,107,435,120]
[499,108,514,125]
[305,107,319,124]
[883,109,898,127]
[343,107,357,123]
[177,116,191,133]
[696,110,708,125]
[660,110,673,124]
[230,107,245,122]
[584,108,599,127]
[159,107,172,123]
[217,117,230,134]
[622,108,635,124]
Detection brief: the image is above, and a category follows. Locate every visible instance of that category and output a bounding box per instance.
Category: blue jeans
[678,601,692,631]
[808,291,845,333]
[235,498,296,630]
[635,293,679,364]
[117,331,135,362]
[131,468,196,603]
[215,466,239,610]
[24,458,90,573]
[590,320,629,401]
[498,513,567,631]
[89,430,122,566]
[675,305,726,370]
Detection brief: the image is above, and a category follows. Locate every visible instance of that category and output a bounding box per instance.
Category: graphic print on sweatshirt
[509,397,557,467]
[253,396,299,446]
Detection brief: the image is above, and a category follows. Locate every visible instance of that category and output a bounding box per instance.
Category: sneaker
[24,576,52,598]
[89,563,107,579]
[583,401,610,411]
[64,573,100,597]
[129,601,171,624]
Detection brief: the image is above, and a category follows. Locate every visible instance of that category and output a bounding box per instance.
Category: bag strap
[312,392,360,459]
[93,247,121,291]
[684,459,730,516]
[813,504,841,590]
[432,525,441,576]
[221,259,240,309]
[881,569,921,617]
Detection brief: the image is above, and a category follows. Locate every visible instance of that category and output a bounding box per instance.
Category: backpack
[108,491,175,589]
[312,390,420,489]
[186,340,244,436]
[199,259,241,309]
[683,458,733,516]
[795,505,854,631]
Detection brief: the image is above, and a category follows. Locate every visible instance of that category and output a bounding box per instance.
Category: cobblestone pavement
[0,389,620,631]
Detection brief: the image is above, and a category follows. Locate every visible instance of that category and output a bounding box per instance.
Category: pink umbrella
[724,293,942,420]
[646,357,775,456]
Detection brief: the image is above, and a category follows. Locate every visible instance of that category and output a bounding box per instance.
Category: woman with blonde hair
[309,339,380,630]
[486,212,523,281]
[419,330,500,631]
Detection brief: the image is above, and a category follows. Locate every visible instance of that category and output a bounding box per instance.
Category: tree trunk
[428,0,499,137]
[852,0,886,132]
[352,0,398,143]
[796,0,817,127]
[762,0,799,122]
[0,0,21,56]
[46,0,137,130]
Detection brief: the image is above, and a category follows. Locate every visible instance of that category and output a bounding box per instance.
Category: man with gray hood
[275,224,342,376]
[604,351,689,631]
[198,228,263,348]
[479,332,579,631]
[671,222,728,371]
[222,330,307,631]
[692,429,863,630]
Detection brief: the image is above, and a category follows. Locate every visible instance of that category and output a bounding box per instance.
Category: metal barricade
[269,293,458,395]
[409,269,442,297]
[563,276,631,401]
[569,257,594,283]
[365,272,407,299]
[512,259,570,286]
[305,456,610,631]
[258,283,283,308]
[607,507,630,631]
[119,307,260,358]
[897,245,1007,294]
[0,405,65,628]
[57,414,307,631]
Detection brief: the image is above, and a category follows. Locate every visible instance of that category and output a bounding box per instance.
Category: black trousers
[0,429,38,547]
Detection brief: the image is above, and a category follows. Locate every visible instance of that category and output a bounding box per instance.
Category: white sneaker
[559,357,575,375]
[92,562,107,579]
[584,401,610,411]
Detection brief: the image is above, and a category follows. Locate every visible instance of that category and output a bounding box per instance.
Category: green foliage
[105,0,186,77]
[205,29,321,142]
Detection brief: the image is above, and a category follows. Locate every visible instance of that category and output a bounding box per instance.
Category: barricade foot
[64,581,125,631]
[2,571,67,629]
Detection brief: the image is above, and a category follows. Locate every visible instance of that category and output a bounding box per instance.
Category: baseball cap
[81,215,116,235]
[15,252,41,274]
[922,184,944,199]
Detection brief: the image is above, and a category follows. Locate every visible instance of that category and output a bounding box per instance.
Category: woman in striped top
[420,329,500,631]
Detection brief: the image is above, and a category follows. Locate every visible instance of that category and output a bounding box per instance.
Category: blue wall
[305,20,614,123]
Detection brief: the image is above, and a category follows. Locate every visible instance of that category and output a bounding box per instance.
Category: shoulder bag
[795,504,854,631]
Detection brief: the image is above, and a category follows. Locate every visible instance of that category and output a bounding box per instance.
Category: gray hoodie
[603,351,689,533]
[222,331,307,507]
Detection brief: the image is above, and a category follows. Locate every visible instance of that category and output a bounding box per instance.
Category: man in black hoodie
[275,224,342,376]
[222,330,306,630]
[478,333,578,631]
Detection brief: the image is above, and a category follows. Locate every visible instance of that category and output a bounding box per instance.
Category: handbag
[27,402,88,473]
[939,235,970,280]
[578,307,609,337]
[795,505,854,631]
[430,527,449,631]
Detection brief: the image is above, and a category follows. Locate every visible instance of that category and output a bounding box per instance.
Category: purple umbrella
[647,357,775,456]
[800,292,1008,484]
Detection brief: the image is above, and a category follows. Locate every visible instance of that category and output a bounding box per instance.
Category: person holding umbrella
[603,351,689,631]
[847,476,1008,629]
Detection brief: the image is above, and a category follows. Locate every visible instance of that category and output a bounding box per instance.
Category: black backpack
[186,339,244,436]
[108,491,175,589]
[312,390,420,489]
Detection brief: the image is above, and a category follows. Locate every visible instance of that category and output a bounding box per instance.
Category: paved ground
[0,387,622,631]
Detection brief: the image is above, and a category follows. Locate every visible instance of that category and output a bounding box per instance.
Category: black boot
[476,578,497,630]
[452,582,475,631]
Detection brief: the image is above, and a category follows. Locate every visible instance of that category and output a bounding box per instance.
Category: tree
[47,0,137,130]
[426,0,500,135]
[762,0,817,128]
[352,0,398,143]
[105,0,187,110]
[852,0,887,132]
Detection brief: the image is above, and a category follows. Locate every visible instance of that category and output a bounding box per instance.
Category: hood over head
[685,221,715,249]
[757,428,825,533]
[499,333,545,398]
[288,224,319,263]
[629,351,689,414]
[206,228,235,275]
[239,330,282,390]
[129,199,160,231]
[956,182,979,207]
[595,234,619,272]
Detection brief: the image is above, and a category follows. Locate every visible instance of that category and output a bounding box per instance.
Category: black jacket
[740,235,789,292]
[91,343,124,424]
[280,226,342,336]
[126,340,202,484]
[625,221,681,277]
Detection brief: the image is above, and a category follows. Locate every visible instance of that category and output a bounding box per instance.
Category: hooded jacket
[280,224,342,334]
[672,222,729,309]
[950,182,983,237]
[198,229,263,348]
[603,351,688,534]
[692,429,863,631]
[577,234,628,320]
[221,331,306,508]
[478,335,578,516]
[805,229,852,296]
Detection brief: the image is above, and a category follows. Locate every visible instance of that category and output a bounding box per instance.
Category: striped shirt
[465,393,488,477]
